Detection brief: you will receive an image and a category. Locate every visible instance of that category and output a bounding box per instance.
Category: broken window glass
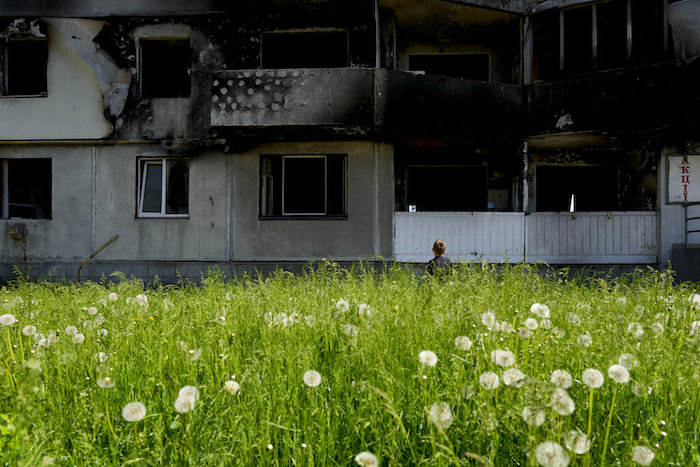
[0,159,51,219]
[260,155,346,217]
[139,38,191,98]
[138,158,189,217]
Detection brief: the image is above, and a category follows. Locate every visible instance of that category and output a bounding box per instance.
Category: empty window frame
[406,165,488,212]
[261,30,349,68]
[536,165,617,212]
[260,155,346,217]
[408,54,490,81]
[632,0,668,64]
[1,36,48,96]
[138,38,191,98]
[532,10,559,81]
[596,0,628,70]
[563,6,593,75]
[137,158,189,217]
[0,159,51,219]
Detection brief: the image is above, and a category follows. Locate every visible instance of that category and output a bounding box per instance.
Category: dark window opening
[1,38,48,96]
[597,0,628,70]
[138,158,189,216]
[1,159,51,219]
[139,38,191,98]
[532,10,559,81]
[536,165,617,212]
[632,0,667,64]
[406,166,487,212]
[260,155,346,217]
[408,54,489,81]
[261,31,349,68]
[563,7,593,75]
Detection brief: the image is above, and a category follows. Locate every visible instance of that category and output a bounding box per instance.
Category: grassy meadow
[0,263,699,466]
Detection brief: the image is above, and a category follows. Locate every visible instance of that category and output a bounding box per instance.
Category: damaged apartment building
[1,0,699,282]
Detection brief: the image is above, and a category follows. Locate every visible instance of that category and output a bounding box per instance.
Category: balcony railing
[394,211,658,264]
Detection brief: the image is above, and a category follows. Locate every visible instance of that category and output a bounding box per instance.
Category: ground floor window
[1,158,51,219]
[137,158,189,217]
[260,154,346,218]
[536,165,617,211]
[406,165,487,212]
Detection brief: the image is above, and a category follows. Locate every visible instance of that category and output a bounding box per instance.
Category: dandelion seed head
[108,292,119,301]
[189,348,202,361]
[627,322,644,339]
[87,307,98,316]
[97,377,114,389]
[525,318,539,330]
[499,321,514,333]
[357,303,373,317]
[618,353,638,370]
[519,327,532,339]
[550,388,575,415]
[481,312,496,329]
[535,441,569,467]
[135,294,148,307]
[551,369,573,389]
[582,368,604,388]
[72,333,85,344]
[343,323,359,337]
[429,401,454,429]
[95,352,108,363]
[174,395,196,413]
[552,327,565,339]
[503,368,527,387]
[121,402,146,422]
[336,299,349,313]
[522,406,546,427]
[577,332,592,347]
[224,380,241,395]
[632,446,655,466]
[564,430,590,455]
[690,293,700,310]
[64,325,77,336]
[419,350,438,367]
[178,385,200,401]
[566,313,581,326]
[303,369,322,387]
[354,451,379,467]
[454,336,472,351]
[690,321,700,337]
[22,325,36,336]
[608,364,630,384]
[491,349,515,367]
[530,303,551,318]
[650,322,664,335]
[24,359,42,372]
[540,318,552,329]
[479,371,500,390]
[0,313,17,326]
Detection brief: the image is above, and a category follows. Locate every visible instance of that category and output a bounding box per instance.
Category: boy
[427,239,452,275]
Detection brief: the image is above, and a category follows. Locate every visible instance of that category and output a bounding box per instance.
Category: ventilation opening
[261,31,349,68]
[408,54,489,81]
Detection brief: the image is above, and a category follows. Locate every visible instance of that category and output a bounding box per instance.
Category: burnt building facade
[1,0,699,281]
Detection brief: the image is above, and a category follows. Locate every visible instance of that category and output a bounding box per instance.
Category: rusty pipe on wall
[77,234,119,284]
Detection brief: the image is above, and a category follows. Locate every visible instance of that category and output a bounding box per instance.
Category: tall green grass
[0,263,698,466]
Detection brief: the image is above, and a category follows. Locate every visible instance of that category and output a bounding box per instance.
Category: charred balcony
[209,68,522,141]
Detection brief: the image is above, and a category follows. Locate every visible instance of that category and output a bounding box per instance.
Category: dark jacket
[427,255,452,275]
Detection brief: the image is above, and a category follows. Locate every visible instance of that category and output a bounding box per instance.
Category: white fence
[394,211,658,264]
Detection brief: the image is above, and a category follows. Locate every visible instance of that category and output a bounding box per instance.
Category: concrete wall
[0,22,112,140]
[231,141,394,261]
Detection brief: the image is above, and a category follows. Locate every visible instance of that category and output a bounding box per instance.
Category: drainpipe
[77,234,119,284]
[374,0,381,68]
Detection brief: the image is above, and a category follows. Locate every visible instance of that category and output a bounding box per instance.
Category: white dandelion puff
[343,323,359,337]
[336,299,349,312]
[530,303,551,318]
[582,369,604,388]
[108,292,119,301]
[72,333,85,344]
[481,312,496,329]
[305,315,316,326]
[95,352,108,363]
[224,380,241,395]
[618,353,638,370]
[479,371,500,390]
[519,327,532,339]
[499,321,514,333]
[577,332,592,347]
[564,430,591,455]
[627,322,644,339]
[174,395,196,414]
[503,368,527,387]
[24,359,42,372]
[357,303,373,317]
[550,388,575,415]
[650,322,664,335]
[135,294,148,307]
[121,402,146,422]
[22,325,37,336]
[524,318,539,330]
[0,313,17,326]
[540,318,552,329]
[551,369,573,389]
[94,315,105,326]
[87,306,98,316]
[178,385,200,401]
[274,312,289,327]
[64,325,78,336]
[631,381,652,397]
[97,377,115,389]
[454,336,472,351]
[631,446,655,466]
[419,350,438,367]
[98,328,108,337]
[303,370,322,387]
[552,327,565,339]
[429,402,454,430]
[354,451,379,467]
[490,349,515,367]
[690,293,700,310]
[522,406,546,427]
[566,313,581,326]
[189,348,202,361]
[690,321,700,337]
[535,441,569,467]
[608,364,630,384]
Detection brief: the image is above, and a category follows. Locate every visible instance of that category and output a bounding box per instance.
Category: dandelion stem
[104,394,118,442]
[599,386,618,467]
[586,388,594,439]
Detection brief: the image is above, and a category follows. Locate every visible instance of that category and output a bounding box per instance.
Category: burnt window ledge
[258,215,348,221]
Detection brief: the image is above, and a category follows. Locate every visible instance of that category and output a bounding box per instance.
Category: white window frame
[137,157,189,218]
[282,155,327,216]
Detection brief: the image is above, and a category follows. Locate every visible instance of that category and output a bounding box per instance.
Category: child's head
[432,239,446,256]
